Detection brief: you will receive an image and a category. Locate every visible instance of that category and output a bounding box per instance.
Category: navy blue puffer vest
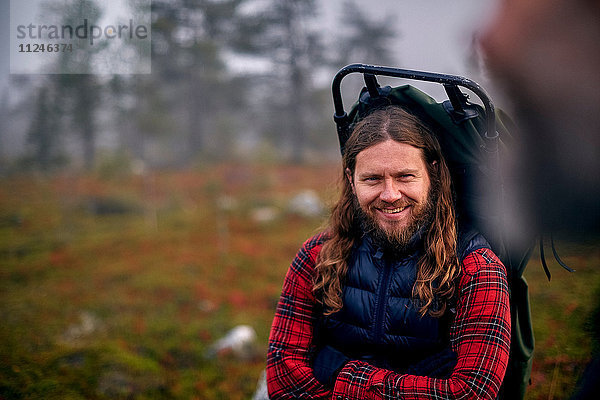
[317,231,489,373]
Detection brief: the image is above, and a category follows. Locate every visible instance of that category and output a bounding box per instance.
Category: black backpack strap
[457,225,491,263]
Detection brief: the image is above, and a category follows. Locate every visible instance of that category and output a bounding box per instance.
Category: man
[266,106,511,399]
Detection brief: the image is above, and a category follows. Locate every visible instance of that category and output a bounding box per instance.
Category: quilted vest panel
[317,232,490,372]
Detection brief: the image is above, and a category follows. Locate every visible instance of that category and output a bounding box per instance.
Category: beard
[354,185,437,255]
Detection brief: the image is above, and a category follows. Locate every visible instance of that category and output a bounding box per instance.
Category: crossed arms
[266,234,511,400]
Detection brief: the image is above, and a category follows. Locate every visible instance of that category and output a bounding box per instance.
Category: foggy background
[0,0,497,170]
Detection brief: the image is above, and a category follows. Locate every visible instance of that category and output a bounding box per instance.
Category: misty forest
[2,0,401,171]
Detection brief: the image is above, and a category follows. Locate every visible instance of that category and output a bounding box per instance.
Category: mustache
[370,199,416,210]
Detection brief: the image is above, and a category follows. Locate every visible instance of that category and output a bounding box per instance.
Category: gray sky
[322,0,496,72]
[0,0,498,97]
[319,0,498,100]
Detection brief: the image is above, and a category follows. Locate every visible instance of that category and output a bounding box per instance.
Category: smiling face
[348,139,434,248]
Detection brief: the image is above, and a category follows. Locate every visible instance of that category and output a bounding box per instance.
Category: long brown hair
[313,106,460,317]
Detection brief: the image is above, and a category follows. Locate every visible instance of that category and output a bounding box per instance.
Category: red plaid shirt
[266,233,511,400]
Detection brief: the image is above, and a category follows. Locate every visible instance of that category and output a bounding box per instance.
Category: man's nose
[379,178,402,203]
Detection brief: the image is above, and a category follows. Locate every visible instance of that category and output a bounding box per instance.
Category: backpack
[331,64,534,399]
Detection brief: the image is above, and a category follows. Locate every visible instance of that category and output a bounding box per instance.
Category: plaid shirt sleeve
[331,247,511,400]
[266,234,332,399]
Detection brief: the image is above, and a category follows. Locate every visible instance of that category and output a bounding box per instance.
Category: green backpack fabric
[344,84,534,399]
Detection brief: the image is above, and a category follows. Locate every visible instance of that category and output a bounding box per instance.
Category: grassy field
[1,163,599,399]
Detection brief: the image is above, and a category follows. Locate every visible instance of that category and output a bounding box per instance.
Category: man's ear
[345,168,355,194]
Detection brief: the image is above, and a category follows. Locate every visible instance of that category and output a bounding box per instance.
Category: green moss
[1,167,598,399]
